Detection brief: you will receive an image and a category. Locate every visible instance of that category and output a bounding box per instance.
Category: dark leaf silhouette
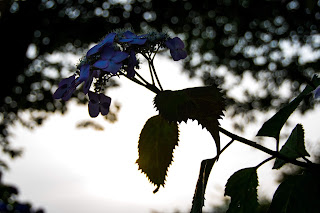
[273,124,310,169]
[225,167,259,213]
[136,115,179,193]
[154,86,225,157]
[191,157,217,213]
[268,171,320,213]
[257,75,320,140]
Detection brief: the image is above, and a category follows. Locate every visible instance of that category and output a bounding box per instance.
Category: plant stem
[121,72,160,94]
[221,139,234,154]
[148,62,155,85]
[134,71,149,86]
[219,127,320,170]
[150,60,163,91]
[255,157,275,169]
[276,138,279,152]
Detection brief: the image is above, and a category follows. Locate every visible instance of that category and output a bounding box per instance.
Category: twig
[255,157,275,169]
[219,127,320,170]
[121,72,160,94]
[150,60,163,91]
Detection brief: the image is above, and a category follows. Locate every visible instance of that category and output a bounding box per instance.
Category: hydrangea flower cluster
[53,30,187,117]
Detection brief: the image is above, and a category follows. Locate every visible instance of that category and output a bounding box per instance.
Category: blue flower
[88,91,111,117]
[126,50,138,78]
[165,37,187,61]
[83,70,100,95]
[119,31,147,45]
[93,46,128,74]
[53,75,76,101]
[77,63,90,83]
[86,33,117,57]
[313,85,320,99]
[53,63,96,100]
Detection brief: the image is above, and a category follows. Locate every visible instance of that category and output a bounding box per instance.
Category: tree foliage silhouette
[1,0,320,212]
[1,0,320,159]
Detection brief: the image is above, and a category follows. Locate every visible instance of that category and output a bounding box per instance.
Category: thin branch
[221,139,234,154]
[276,138,279,152]
[150,60,163,91]
[121,72,160,94]
[148,61,155,85]
[141,52,156,86]
[255,157,275,169]
[151,45,160,61]
[219,127,320,170]
[134,71,150,86]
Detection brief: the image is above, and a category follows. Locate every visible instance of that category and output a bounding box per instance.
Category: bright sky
[3,55,320,213]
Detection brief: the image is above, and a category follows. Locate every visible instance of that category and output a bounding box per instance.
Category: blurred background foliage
[0,0,320,211]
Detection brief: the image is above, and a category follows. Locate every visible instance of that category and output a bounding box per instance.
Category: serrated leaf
[273,124,310,169]
[268,171,320,213]
[257,75,320,140]
[136,115,179,193]
[154,86,225,157]
[225,167,259,213]
[191,158,217,213]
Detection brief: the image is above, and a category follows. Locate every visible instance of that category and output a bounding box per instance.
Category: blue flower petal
[86,33,116,57]
[88,101,100,117]
[61,85,76,101]
[170,49,187,61]
[165,37,185,50]
[99,94,111,116]
[165,39,175,50]
[58,75,75,87]
[86,44,100,57]
[105,61,122,74]
[166,37,187,61]
[53,75,75,99]
[78,64,90,83]
[126,51,137,77]
[100,32,116,46]
[53,86,67,99]
[172,37,185,49]
[119,31,147,45]
[100,47,115,60]
[88,91,99,104]
[123,31,135,38]
[179,49,188,60]
[112,51,128,63]
[93,59,109,69]
[131,38,147,45]
[119,38,133,43]
[83,71,94,95]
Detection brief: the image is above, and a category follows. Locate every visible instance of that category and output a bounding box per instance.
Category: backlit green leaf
[268,171,320,213]
[257,75,320,140]
[136,115,179,193]
[225,167,259,213]
[191,158,217,213]
[273,124,310,169]
[154,86,225,157]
